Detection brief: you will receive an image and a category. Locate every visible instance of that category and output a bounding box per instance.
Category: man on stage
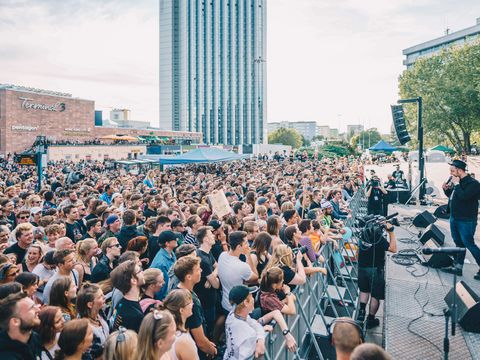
[442,159,480,280]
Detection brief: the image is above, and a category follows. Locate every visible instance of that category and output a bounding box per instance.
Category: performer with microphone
[442,159,480,281]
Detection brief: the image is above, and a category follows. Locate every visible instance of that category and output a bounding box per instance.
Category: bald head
[350,343,392,360]
[332,318,362,356]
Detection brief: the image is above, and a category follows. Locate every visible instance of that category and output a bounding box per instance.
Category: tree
[350,129,382,149]
[311,135,324,141]
[301,135,311,147]
[268,128,303,148]
[398,40,480,153]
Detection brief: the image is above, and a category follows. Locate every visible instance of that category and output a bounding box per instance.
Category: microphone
[385,212,398,220]
[422,247,466,255]
[446,176,453,185]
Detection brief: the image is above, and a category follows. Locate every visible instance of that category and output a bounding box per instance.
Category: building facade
[267,121,318,140]
[403,17,480,68]
[159,0,267,145]
[347,124,364,137]
[0,85,201,155]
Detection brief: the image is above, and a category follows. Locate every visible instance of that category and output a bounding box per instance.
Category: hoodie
[117,225,140,252]
[0,330,42,360]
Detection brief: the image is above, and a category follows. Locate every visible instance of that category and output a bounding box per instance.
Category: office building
[403,17,480,68]
[267,121,317,140]
[159,0,267,145]
[347,124,364,137]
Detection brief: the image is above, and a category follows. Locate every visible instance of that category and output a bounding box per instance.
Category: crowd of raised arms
[0,155,369,360]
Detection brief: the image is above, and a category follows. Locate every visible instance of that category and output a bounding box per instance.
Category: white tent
[426,150,446,163]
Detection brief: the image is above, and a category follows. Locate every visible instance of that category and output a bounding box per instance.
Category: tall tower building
[159,0,267,145]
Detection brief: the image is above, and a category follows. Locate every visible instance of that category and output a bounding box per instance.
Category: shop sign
[15,154,36,166]
[19,97,66,112]
[12,125,38,132]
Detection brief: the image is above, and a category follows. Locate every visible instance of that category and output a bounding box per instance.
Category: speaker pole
[443,257,458,360]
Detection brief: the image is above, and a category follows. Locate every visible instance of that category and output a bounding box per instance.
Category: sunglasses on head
[151,310,164,345]
[115,326,127,351]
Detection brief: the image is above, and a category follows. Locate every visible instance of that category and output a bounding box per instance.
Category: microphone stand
[443,257,458,360]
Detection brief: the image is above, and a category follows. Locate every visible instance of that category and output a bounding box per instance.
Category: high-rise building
[403,17,480,68]
[267,121,318,140]
[159,0,267,145]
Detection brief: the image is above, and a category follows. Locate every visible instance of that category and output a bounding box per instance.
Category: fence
[264,188,367,360]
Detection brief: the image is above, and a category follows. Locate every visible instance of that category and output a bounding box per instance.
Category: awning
[159,147,249,165]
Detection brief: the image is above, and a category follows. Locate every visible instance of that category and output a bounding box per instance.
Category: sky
[1,0,480,134]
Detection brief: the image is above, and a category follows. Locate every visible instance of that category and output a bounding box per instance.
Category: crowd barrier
[263,188,367,360]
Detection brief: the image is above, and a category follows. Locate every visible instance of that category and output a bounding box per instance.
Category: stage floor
[381,204,480,360]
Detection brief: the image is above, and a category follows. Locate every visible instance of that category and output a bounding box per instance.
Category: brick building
[0,84,202,155]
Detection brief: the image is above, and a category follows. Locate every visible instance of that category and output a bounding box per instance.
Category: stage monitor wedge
[413,210,437,228]
[444,281,480,333]
[391,105,411,145]
[419,224,445,246]
[420,239,453,268]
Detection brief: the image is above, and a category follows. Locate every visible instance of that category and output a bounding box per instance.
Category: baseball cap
[158,230,180,245]
[30,207,43,215]
[449,159,467,171]
[257,197,268,206]
[106,214,120,226]
[225,192,235,197]
[321,200,332,209]
[208,219,222,231]
[229,285,258,306]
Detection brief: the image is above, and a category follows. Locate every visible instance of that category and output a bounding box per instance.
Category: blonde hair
[137,311,175,360]
[104,328,138,360]
[281,201,294,213]
[264,244,294,272]
[76,239,97,263]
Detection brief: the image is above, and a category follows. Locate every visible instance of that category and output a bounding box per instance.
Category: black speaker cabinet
[413,210,437,228]
[444,280,480,333]
[434,204,450,219]
[419,224,445,246]
[421,239,453,268]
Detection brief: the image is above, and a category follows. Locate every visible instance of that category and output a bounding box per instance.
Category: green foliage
[301,135,311,147]
[268,128,303,148]
[398,41,480,153]
[350,129,382,149]
[311,135,324,141]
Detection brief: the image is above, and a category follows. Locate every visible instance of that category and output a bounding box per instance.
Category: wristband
[386,227,394,233]
[282,329,290,336]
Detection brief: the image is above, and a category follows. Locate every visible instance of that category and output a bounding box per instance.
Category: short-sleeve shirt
[358,236,389,268]
[260,291,284,313]
[112,298,143,333]
[218,253,252,312]
[281,265,296,290]
[175,287,206,332]
[194,249,217,309]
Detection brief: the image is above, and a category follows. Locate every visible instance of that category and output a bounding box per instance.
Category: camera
[370,180,380,188]
[293,246,308,255]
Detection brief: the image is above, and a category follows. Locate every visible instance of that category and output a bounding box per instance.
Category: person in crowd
[20,243,43,273]
[117,210,140,251]
[329,189,350,220]
[63,205,83,243]
[55,318,93,360]
[218,231,259,314]
[91,237,121,283]
[250,231,272,278]
[140,268,165,314]
[330,317,363,360]
[194,226,220,336]
[264,245,306,290]
[151,230,179,299]
[167,244,197,293]
[143,195,158,219]
[174,256,217,359]
[73,239,99,284]
[110,260,144,332]
[4,223,34,264]
[224,285,267,359]
[137,310,176,360]
[49,277,77,322]
[76,283,109,358]
[98,215,122,246]
[259,266,296,316]
[184,215,203,247]
[163,289,199,360]
[103,326,138,360]
[82,218,103,241]
[266,215,284,251]
[99,185,114,206]
[43,250,79,304]
[350,343,392,360]
[15,272,39,303]
[148,216,172,263]
[35,305,65,359]
[279,210,299,243]
[0,292,42,359]
[55,237,75,251]
[32,251,56,303]
[366,175,387,216]
[45,225,62,252]
[0,263,20,285]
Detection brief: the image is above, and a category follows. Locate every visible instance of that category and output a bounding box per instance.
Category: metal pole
[36,149,42,192]
[417,96,425,202]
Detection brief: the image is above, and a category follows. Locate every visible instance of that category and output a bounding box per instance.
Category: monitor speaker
[434,204,450,219]
[413,210,437,228]
[421,239,453,268]
[419,224,445,246]
[444,280,480,333]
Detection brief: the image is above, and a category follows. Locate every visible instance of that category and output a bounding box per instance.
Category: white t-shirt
[224,312,265,360]
[218,253,252,311]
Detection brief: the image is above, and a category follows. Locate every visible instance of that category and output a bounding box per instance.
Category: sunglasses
[115,326,127,351]
[108,243,121,248]
[151,310,163,344]
[17,216,29,220]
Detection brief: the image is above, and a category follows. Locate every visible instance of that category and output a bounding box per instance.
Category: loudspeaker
[391,105,411,145]
[419,224,445,246]
[444,280,480,333]
[421,239,453,268]
[413,210,437,228]
[434,205,450,219]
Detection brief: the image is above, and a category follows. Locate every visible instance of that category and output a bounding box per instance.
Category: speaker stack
[444,281,480,333]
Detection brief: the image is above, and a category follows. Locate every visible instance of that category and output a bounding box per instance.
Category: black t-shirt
[194,249,217,309]
[65,221,83,242]
[144,207,157,219]
[368,188,383,209]
[358,236,390,268]
[112,298,143,333]
[148,235,160,263]
[175,286,206,332]
[281,265,296,290]
[4,243,27,264]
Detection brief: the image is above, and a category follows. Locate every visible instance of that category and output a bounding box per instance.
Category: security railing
[263,189,366,360]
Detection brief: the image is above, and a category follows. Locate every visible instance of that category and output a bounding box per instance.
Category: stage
[381,204,480,360]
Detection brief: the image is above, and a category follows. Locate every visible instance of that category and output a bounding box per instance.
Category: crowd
[0,154,392,360]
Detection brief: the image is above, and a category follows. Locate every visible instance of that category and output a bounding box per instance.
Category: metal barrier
[263,190,366,360]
